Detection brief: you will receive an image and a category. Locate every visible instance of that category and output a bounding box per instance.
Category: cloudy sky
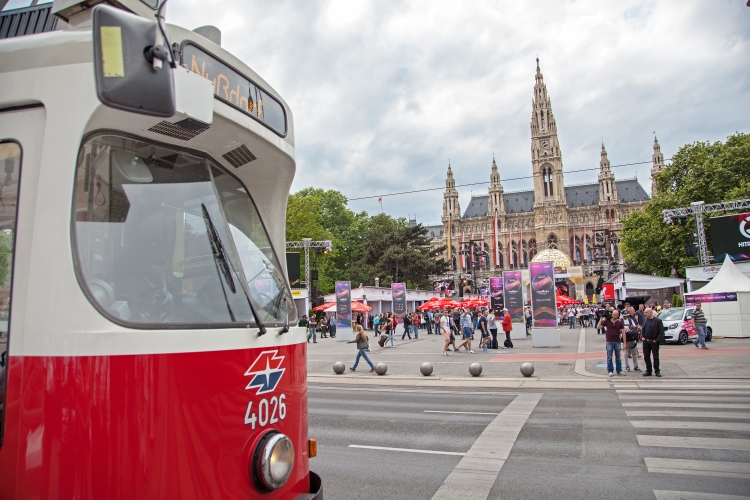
[14,0,747,226]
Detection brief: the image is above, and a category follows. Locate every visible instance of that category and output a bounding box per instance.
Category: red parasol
[313,302,336,312]
[323,301,372,312]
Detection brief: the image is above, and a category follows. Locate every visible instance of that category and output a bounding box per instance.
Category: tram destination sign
[181,42,287,136]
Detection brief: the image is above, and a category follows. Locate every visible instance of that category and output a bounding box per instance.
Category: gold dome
[530,249,572,270]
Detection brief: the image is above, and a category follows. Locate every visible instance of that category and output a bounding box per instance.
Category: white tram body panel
[0,4,318,498]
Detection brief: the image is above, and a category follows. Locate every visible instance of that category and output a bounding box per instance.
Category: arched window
[548,169,554,195]
[547,233,558,249]
[585,282,594,299]
[522,251,528,266]
[543,168,549,196]
[512,251,518,268]
[528,238,537,259]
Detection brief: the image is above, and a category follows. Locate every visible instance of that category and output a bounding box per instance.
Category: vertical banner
[529,261,557,328]
[503,271,523,321]
[489,277,503,311]
[335,281,351,328]
[392,283,407,318]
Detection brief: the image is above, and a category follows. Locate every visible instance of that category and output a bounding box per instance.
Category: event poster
[489,277,504,312]
[335,281,352,328]
[529,261,557,328]
[392,283,407,318]
[503,271,523,321]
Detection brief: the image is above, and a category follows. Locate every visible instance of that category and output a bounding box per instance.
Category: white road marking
[424,410,500,415]
[638,435,750,451]
[654,490,750,500]
[618,390,750,395]
[619,395,750,403]
[627,410,750,419]
[645,457,750,479]
[309,386,519,397]
[631,420,750,432]
[623,402,750,409]
[431,393,542,500]
[348,445,465,457]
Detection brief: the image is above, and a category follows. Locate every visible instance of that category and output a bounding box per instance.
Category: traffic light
[670,215,689,226]
[311,270,319,280]
[686,243,696,257]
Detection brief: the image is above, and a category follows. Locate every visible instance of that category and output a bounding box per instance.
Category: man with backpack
[621,307,641,372]
[402,313,412,340]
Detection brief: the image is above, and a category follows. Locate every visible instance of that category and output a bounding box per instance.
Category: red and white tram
[0,0,320,497]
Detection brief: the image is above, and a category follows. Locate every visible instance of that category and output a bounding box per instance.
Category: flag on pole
[584,227,587,262]
[519,223,524,266]
[493,211,499,267]
[448,214,452,270]
[460,226,465,269]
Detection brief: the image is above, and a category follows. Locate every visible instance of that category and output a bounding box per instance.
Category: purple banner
[489,277,503,312]
[335,281,352,328]
[685,292,737,304]
[392,283,407,318]
[503,271,524,322]
[529,261,556,328]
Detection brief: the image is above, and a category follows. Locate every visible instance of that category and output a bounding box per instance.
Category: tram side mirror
[92,4,176,117]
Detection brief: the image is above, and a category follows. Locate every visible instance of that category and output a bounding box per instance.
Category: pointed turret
[442,162,461,223]
[530,58,566,207]
[598,143,618,204]
[487,155,505,214]
[651,136,665,196]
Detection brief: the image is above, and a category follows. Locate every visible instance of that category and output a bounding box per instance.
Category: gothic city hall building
[428,60,666,297]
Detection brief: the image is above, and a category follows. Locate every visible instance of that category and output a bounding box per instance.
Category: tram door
[0,106,45,480]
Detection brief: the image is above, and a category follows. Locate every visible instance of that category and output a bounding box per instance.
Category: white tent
[684,256,750,338]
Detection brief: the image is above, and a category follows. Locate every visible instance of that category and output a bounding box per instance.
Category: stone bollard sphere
[375,362,388,375]
[420,362,433,376]
[520,362,535,377]
[469,362,482,377]
[333,362,346,374]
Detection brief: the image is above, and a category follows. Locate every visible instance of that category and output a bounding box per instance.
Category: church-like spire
[488,156,504,214]
[651,136,664,196]
[598,143,617,204]
[443,161,460,222]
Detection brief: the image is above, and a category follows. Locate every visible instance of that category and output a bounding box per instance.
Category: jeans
[606,341,622,373]
[643,341,660,373]
[694,323,707,348]
[352,348,375,370]
[490,328,498,349]
[402,326,412,340]
[413,324,419,338]
[330,325,336,338]
[569,318,575,329]
[427,322,433,334]
[307,327,316,343]
[624,345,639,370]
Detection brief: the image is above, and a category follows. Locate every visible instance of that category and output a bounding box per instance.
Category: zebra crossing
[618,386,750,499]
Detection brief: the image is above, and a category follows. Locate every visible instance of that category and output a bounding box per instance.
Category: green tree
[621,132,750,277]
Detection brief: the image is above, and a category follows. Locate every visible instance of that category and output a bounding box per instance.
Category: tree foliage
[286,190,448,294]
[621,133,750,277]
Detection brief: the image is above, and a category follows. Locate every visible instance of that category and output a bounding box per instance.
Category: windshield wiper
[201,204,267,334]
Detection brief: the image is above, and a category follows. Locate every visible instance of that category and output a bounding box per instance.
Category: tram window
[0,141,21,446]
[72,134,294,328]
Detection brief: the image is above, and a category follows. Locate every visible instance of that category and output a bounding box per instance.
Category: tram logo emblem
[244,350,286,395]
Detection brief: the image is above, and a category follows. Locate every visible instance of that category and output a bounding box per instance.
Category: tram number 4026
[244,394,287,429]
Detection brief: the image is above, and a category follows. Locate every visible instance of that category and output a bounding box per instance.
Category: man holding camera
[598,309,625,376]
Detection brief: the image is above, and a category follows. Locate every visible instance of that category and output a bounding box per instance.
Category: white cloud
[169,0,750,227]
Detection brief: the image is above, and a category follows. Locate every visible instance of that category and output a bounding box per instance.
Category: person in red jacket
[501,308,513,348]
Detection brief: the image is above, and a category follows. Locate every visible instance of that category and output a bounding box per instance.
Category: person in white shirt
[440,310,452,356]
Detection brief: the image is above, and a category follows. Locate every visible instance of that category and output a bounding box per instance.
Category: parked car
[658,307,713,345]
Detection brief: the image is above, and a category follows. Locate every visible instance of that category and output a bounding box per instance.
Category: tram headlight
[253,432,294,491]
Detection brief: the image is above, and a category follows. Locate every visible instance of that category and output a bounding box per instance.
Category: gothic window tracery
[547,233,558,249]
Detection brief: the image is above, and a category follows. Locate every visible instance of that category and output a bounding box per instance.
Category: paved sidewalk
[306,327,750,389]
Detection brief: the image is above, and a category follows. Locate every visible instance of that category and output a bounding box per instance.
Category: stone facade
[428,60,659,296]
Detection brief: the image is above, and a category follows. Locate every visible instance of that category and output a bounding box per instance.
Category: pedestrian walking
[598,309,625,376]
[401,313,412,340]
[478,310,490,351]
[524,306,532,335]
[621,307,641,373]
[383,313,395,348]
[568,308,576,329]
[692,302,709,349]
[501,308,513,348]
[641,307,664,377]
[329,314,337,338]
[457,309,475,353]
[488,309,498,349]
[440,309,452,356]
[348,325,376,372]
[426,310,434,335]
[307,314,318,344]
[373,313,381,335]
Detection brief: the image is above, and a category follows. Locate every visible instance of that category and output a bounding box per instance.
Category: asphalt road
[308,385,750,500]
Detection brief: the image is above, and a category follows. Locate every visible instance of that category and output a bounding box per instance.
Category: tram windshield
[72,134,294,328]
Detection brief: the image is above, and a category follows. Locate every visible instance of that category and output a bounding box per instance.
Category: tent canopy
[685,256,750,295]
[608,272,684,290]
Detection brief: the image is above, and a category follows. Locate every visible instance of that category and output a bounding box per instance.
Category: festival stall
[684,256,750,338]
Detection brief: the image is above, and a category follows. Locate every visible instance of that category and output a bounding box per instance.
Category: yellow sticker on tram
[100,26,125,77]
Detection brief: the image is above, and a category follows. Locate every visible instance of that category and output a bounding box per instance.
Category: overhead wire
[347,158,670,202]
